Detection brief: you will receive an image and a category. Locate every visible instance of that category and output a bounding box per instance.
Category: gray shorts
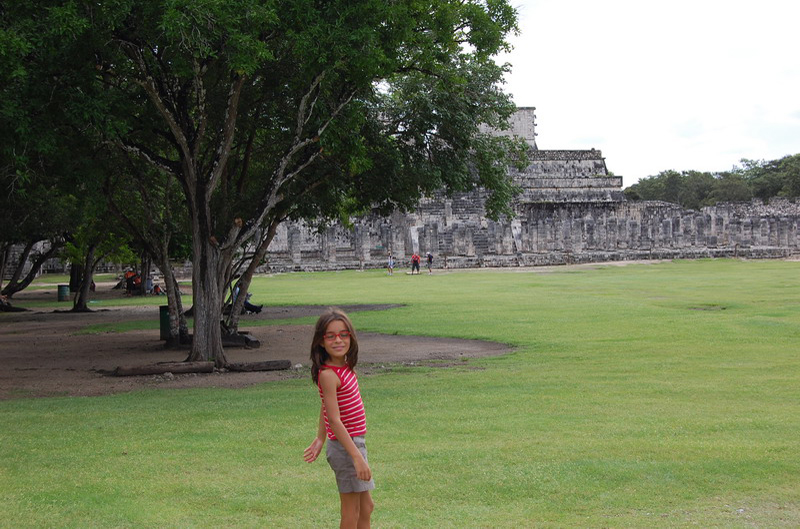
[326,436,376,494]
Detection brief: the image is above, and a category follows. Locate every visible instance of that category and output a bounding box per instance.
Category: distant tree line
[624,153,800,209]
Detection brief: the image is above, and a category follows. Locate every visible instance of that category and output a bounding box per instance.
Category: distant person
[426,252,433,274]
[304,308,375,528]
[243,292,262,314]
[232,283,262,314]
[124,270,136,296]
[387,251,394,276]
[411,252,421,274]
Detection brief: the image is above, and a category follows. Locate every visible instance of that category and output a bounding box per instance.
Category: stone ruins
[260,107,800,271]
[6,108,798,281]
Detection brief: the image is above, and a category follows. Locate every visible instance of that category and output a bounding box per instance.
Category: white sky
[498,0,800,188]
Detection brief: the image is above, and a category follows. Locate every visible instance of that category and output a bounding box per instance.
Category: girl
[304,308,375,528]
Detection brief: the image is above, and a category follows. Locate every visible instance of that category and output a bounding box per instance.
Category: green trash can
[159,305,170,341]
[57,284,70,302]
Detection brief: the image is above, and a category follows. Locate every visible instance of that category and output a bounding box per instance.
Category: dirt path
[0,289,512,399]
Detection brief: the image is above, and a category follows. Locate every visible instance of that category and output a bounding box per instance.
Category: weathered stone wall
[255,107,799,272]
[257,194,800,273]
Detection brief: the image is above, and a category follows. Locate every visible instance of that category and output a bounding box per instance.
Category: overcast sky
[498,0,800,188]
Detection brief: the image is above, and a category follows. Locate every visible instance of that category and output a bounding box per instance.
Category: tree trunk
[149,247,188,347]
[69,262,83,292]
[5,241,33,289]
[139,254,151,296]
[114,361,214,376]
[0,243,9,291]
[227,222,279,331]
[1,239,63,298]
[186,236,228,367]
[162,266,190,347]
[227,360,291,372]
[72,245,96,312]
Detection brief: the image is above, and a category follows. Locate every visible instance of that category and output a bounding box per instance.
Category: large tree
[0,4,80,297]
[11,0,524,366]
[105,153,192,345]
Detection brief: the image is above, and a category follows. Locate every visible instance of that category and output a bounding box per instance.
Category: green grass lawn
[2,259,799,527]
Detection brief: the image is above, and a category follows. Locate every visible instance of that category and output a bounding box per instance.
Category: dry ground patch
[1,285,510,399]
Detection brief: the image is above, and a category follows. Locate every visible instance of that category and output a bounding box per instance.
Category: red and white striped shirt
[319,364,367,440]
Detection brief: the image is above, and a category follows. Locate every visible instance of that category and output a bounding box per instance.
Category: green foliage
[63,225,135,269]
[0,174,78,247]
[708,170,753,203]
[625,153,800,207]
[5,0,524,235]
[2,260,800,526]
[1,1,124,291]
[743,154,800,200]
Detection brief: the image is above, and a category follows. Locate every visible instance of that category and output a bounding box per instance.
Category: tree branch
[112,140,180,176]
[115,39,196,182]
[192,57,208,161]
[224,88,358,250]
[206,74,246,199]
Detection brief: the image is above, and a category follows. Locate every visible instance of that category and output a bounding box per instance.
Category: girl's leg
[358,491,374,528]
[339,492,361,529]
[338,491,373,529]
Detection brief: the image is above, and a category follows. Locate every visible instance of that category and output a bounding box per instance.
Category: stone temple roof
[481,108,624,203]
[530,149,605,161]
[513,148,624,204]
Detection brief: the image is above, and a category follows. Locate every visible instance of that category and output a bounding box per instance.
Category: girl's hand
[354,458,372,481]
[304,438,324,463]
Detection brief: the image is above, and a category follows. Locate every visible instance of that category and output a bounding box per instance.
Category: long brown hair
[310,307,359,384]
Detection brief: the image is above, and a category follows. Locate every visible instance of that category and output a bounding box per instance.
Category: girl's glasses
[323,331,351,341]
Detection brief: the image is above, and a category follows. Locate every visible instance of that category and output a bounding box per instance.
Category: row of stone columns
[264,199,800,271]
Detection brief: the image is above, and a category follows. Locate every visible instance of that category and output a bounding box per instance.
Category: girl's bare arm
[303,405,326,463]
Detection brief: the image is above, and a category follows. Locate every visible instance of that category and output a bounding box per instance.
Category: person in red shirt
[304,308,374,528]
[411,252,421,274]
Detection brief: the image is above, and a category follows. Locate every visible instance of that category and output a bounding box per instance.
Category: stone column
[353,223,370,264]
[444,199,453,227]
[585,218,595,250]
[768,218,778,246]
[607,217,618,249]
[392,226,406,257]
[288,224,302,264]
[741,218,753,246]
[759,218,769,245]
[694,214,706,247]
[595,213,607,250]
[320,228,335,263]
